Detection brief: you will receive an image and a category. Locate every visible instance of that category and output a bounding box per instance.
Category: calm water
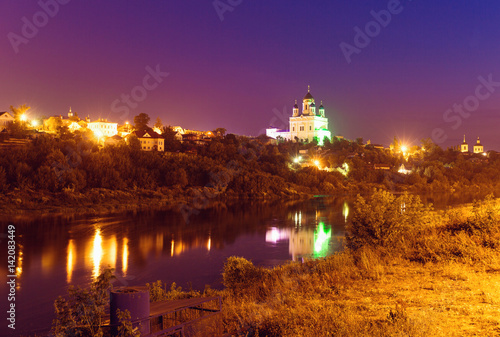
[0,191,494,336]
[0,197,349,336]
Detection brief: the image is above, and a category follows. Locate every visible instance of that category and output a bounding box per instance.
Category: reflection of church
[266,86,332,145]
[289,230,315,261]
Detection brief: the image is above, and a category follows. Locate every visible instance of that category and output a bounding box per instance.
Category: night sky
[2,0,500,150]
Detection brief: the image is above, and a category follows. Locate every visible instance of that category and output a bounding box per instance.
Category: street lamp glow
[314,160,320,167]
[20,114,27,122]
[94,130,104,143]
[401,145,408,153]
[293,156,302,164]
[31,120,39,127]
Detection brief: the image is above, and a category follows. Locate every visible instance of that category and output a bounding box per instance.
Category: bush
[222,256,261,296]
[346,190,431,251]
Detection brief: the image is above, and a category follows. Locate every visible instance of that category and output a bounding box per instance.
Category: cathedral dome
[303,92,314,100]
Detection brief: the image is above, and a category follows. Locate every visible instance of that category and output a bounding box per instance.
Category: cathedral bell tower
[292,100,299,117]
[302,85,315,115]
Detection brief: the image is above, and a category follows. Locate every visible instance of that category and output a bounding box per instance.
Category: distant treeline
[0,132,499,198]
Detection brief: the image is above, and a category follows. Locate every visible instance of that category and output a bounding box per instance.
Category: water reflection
[122,237,129,277]
[67,239,75,283]
[342,201,349,223]
[266,222,338,261]
[0,197,352,336]
[91,227,103,279]
[1,193,497,336]
[16,244,23,278]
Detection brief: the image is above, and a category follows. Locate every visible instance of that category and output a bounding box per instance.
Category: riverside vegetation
[52,191,500,336]
[1,129,500,217]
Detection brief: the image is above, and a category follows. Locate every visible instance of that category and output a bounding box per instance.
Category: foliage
[147,280,201,302]
[10,104,30,120]
[115,309,140,337]
[133,113,150,130]
[222,256,263,297]
[52,268,114,337]
[346,190,431,251]
[154,117,162,129]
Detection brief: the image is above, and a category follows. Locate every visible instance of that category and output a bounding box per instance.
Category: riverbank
[213,193,500,336]
[0,185,313,220]
[2,182,498,221]
[145,193,500,336]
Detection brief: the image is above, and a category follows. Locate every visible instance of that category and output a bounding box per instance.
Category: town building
[453,135,484,154]
[133,130,164,151]
[0,111,15,131]
[266,86,332,145]
[460,135,468,153]
[87,118,118,137]
[473,137,484,154]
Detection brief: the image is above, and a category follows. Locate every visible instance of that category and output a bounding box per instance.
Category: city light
[314,160,320,167]
[293,156,302,164]
[401,145,408,153]
[20,114,27,122]
[94,130,104,143]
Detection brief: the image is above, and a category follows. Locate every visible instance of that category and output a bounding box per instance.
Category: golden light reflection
[42,247,55,274]
[67,240,75,283]
[207,236,211,251]
[174,241,184,256]
[92,228,103,279]
[343,201,350,223]
[122,237,129,276]
[171,239,174,257]
[294,212,302,227]
[156,234,164,255]
[109,235,117,269]
[16,245,23,278]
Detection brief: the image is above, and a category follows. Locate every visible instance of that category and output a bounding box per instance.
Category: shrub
[222,256,261,296]
[346,190,431,252]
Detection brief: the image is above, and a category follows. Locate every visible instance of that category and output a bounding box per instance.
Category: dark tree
[134,113,151,130]
[213,127,226,137]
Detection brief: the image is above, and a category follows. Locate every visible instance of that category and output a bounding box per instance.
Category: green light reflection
[314,222,332,257]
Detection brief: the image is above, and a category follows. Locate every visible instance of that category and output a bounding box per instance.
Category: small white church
[266,86,332,145]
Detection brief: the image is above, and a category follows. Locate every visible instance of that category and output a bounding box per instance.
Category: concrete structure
[88,118,118,137]
[102,290,221,336]
[453,135,485,154]
[0,111,14,131]
[473,137,484,154]
[460,135,468,153]
[134,130,164,151]
[266,86,332,145]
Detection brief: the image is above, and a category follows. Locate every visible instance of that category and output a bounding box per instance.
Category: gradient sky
[2,0,500,150]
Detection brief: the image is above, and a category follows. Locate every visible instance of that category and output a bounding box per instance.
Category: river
[0,191,493,336]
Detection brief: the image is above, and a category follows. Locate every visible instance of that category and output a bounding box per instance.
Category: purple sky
[2,0,500,150]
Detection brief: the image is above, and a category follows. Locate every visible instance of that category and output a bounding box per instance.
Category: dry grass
[218,195,500,336]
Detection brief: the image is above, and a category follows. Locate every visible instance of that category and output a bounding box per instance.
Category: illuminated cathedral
[266,86,332,145]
